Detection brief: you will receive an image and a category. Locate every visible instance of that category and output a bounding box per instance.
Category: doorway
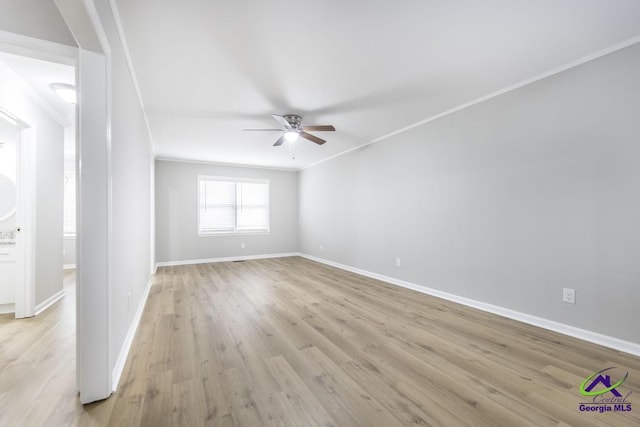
[0,50,75,319]
[1,0,114,403]
[0,50,80,421]
[0,108,37,319]
[0,112,19,315]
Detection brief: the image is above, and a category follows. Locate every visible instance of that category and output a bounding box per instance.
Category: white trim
[198,175,270,184]
[70,12,112,401]
[9,113,36,320]
[107,0,156,156]
[35,289,66,315]
[155,252,299,268]
[197,176,271,236]
[105,41,115,404]
[0,30,77,65]
[64,264,76,270]
[149,154,155,276]
[111,276,152,392]
[155,157,298,172]
[303,36,640,171]
[298,253,640,358]
[197,231,271,237]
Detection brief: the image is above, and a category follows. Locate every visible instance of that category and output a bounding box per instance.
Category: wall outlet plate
[562,288,576,304]
[395,258,401,267]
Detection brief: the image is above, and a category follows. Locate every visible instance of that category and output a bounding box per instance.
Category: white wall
[299,43,640,345]
[155,160,298,263]
[91,0,154,383]
[0,63,64,308]
[34,105,65,305]
[0,0,76,47]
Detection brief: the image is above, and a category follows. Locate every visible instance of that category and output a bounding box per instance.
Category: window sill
[198,231,270,237]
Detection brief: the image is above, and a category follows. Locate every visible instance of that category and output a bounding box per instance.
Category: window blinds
[198,177,269,234]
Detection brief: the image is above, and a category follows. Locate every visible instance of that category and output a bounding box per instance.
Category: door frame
[56,0,114,403]
[13,115,36,319]
[0,108,35,318]
[1,0,113,402]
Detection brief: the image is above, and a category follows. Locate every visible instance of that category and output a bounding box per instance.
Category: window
[63,172,76,236]
[198,176,270,235]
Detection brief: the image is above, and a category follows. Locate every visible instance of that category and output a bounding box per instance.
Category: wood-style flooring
[2,257,640,426]
[0,269,78,426]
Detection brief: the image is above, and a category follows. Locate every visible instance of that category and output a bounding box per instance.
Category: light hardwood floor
[0,269,79,426]
[2,257,640,426]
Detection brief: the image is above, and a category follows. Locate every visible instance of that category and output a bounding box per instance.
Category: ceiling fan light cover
[244,114,335,146]
[284,130,299,142]
[50,83,77,104]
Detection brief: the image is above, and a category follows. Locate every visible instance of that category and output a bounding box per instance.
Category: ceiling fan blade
[273,135,286,146]
[272,114,292,129]
[243,128,284,131]
[299,131,326,145]
[301,125,335,132]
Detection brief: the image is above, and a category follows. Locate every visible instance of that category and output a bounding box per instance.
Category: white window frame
[63,171,76,238]
[197,175,270,236]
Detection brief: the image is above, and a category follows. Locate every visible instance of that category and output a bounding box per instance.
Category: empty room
[1,0,640,426]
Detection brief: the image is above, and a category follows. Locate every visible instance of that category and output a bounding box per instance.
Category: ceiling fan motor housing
[283,114,302,129]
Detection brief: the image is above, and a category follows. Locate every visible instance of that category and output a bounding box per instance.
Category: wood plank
[2,260,640,426]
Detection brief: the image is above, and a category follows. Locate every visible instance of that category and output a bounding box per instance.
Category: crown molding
[155,156,299,172]
[303,35,640,171]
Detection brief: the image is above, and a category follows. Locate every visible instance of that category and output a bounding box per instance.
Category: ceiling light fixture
[50,83,77,104]
[284,130,299,142]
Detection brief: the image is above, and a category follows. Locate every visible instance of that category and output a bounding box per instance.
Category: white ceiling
[114,0,640,170]
[0,52,75,158]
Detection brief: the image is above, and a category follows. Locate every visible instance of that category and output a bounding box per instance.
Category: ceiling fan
[244,114,335,146]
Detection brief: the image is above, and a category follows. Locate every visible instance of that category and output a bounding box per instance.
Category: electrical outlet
[562,288,576,304]
[395,258,401,267]
[319,244,324,251]
[240,242,245,249]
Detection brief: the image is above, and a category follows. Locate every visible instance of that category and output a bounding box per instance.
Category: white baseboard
[0,303,15,315]
[63,264,76,270]
[35,289,66,315]
[299,253,640,358]
[155,252,300,269]
[112,276,153,392]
